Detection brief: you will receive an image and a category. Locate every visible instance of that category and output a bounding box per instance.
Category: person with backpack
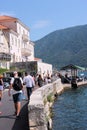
[8,71,24,118]
[23,72,35,102]
[0,75,4,115]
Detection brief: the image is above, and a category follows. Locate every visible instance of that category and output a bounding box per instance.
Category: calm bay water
[52,86,87,130]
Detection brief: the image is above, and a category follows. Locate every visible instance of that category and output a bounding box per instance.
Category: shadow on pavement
[12,102,30,130]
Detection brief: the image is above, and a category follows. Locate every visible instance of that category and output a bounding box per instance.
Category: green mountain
[34,25,87,69]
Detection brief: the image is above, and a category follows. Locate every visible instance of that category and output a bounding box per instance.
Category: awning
[75,65,85,71]
[61,64,86,71]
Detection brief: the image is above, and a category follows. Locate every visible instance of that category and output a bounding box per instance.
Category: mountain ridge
[34,24,87,69]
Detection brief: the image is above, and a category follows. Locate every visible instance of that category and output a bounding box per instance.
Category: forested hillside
[34,24,87,69]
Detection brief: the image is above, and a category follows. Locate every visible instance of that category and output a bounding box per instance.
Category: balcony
[0,52,11,61]
[21,43,33,57]
[22,34,29,42]
[21,48,31,56]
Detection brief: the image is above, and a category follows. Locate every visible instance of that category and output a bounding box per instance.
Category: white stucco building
[34,58,52,77]
[0,15,52,76]
[0,15,34,65]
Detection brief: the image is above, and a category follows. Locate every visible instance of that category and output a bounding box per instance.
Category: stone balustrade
[28,78,87,130]
[28,78,64,130]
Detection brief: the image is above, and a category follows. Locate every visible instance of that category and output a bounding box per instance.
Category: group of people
[35,73,52,87]
[0,71,35,118]
[0,71,53,118]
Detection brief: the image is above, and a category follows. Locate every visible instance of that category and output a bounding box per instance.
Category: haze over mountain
[34,24,87,70]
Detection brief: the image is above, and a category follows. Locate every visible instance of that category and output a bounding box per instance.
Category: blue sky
[0,0,87,41]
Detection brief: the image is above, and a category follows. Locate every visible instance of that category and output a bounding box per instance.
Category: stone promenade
[0,84,39,130]
[0,89,29,130]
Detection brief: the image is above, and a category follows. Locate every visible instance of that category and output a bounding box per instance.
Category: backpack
[13,78,22,91]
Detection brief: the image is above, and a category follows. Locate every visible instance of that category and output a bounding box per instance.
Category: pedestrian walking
[37,74,43,87]
[0,75,4,114]
[8,71,24,118]
[23,72,35,102]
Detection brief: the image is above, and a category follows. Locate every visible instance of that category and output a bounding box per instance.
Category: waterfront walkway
[0,85,39,130]
[0,80,87,130]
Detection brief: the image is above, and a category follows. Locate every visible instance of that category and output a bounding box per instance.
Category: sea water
[52,86,87,130]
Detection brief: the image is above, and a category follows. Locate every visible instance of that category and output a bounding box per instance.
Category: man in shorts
[8,71,24,118]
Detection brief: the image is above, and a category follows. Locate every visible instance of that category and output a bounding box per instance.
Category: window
[15,38,17,46]
[23,30,25,34]
[0,35,4,43]
[18,39,20,48]
[11,36,14,45]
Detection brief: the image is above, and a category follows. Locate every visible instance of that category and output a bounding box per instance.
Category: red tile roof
[0,15,17,22]
[0,24,8,29]
[0,15,29,31]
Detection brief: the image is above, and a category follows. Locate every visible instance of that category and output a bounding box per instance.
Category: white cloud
[32,20,50,29]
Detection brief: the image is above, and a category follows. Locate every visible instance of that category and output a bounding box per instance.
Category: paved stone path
[0,89,29,130]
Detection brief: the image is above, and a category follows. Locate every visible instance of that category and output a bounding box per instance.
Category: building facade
[0,15,52,76]
[0,15,34,69]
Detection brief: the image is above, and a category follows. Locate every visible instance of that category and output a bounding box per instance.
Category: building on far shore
[0,15,52,76]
